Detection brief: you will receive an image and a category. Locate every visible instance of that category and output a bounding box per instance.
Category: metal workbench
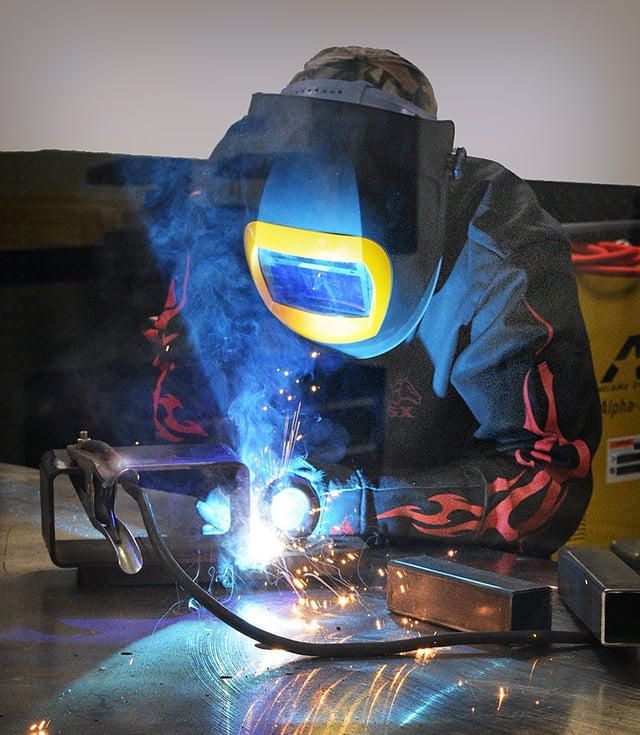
[1,463,639,735]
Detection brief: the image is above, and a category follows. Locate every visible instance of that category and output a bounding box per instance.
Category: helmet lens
[258,249,372,317]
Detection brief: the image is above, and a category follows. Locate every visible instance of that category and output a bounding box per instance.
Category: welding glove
[366,466,488,546]
[314,464,487,546]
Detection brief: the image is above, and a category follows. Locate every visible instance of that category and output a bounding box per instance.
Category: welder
[150,46,601,558]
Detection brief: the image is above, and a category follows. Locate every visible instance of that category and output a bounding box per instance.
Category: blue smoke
[135,121,350,487]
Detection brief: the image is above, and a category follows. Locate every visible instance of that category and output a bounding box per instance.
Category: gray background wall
[1,0,639,185]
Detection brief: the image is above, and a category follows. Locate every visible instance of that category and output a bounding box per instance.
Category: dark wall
[0,151,203,465]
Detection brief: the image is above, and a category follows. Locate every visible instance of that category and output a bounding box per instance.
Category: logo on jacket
[388,377,422,418]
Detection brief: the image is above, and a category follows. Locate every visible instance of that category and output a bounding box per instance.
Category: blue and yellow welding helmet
[243,87,458,359]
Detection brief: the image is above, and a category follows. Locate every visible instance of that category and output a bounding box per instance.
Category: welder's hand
[365,465,488,546]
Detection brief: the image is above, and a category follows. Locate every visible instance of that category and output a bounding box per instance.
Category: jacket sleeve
[368,163,602,557]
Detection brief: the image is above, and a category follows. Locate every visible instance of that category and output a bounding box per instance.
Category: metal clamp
[65,432,143,574]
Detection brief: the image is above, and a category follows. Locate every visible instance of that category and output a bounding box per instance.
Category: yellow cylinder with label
[569,261,640,546]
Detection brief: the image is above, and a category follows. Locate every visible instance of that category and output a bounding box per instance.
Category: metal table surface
[2,463,639,735]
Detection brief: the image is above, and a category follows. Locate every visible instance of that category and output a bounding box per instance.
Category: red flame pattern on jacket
[482,301,590,546]
[377,494,484,538]
[375,299,593,550]
[143,252,208,442]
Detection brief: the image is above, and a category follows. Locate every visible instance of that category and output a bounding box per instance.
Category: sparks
[497,685,509,711]
[280,402,303,474]
[414,647,437,662]
[28,721,50,734]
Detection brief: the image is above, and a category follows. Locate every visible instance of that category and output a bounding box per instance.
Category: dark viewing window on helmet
[258,249,373,317]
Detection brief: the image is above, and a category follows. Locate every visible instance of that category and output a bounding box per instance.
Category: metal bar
[386,555,551,632]
[557,546,640,646]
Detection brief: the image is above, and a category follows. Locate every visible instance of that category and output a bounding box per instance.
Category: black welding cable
[124,480,595,658]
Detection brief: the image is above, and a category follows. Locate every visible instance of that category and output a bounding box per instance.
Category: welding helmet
[243,49,460,358]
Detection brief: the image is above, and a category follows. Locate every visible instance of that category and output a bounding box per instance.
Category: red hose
[571,240,640,276]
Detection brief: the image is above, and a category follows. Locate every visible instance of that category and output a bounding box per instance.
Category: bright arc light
[239,515,285,570]
[270,486,313,535]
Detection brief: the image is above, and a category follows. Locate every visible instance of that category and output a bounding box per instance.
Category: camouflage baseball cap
[287,46,437,117]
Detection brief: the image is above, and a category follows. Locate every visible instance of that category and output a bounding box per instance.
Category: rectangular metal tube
[557,546,640,646]
[40,444,250,575]
[386,555,551,631]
